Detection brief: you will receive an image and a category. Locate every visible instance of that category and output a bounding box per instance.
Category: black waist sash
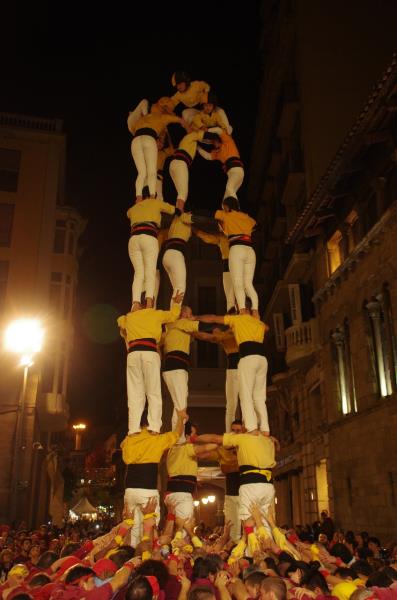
[134,127,158,140]
[225,471,240,496]
[239,464,273,485]
[163,237,188,255]
[163,350,190,372]
[167,475,197,494]
[128,338,157,353]
[239,341,265,358]
[131,221,158,238]
[228,234,253,248]
[224,156,244,172]
[125,463,158,489]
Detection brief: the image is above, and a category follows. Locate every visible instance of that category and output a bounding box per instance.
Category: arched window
[331,319,357,414]
[327,230,343,275]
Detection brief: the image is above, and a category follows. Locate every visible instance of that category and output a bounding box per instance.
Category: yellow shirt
[167,213,193,241]
[178,131,205,160]
[224,314,268,345]
[222,433,276,469]
[332,582,358,600]
[212,133,240,163]
[117,304,180,343]
[196,230,229,259]
[131,113,181,136]
[164,319,199,354]
[213,329,238,355]
[214,209,256,237]
[171,80,210,108]
[167,443,198,477]
[121,429,179,464]
[216,446,239,474]
[191,110,228,132]
[127,198,175,227]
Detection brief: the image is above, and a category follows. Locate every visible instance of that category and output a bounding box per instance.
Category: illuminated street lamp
[4,318,44,522]
[207,495,216,503]
[201,497,209,504]
[193,500,200,507]
[73,423,86,451]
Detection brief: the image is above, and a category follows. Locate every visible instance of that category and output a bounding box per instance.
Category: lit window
[331,320,357,414]
[327,230,343,274]
[345,210,359,253]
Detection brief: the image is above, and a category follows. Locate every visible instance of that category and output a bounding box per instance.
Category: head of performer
[203,91,218,114]
[156,96,175,115]
[181,305,193,319]
[231,419,244,434]
[185,420,198,442]
[222,196,240,212]
[171,70,191,93]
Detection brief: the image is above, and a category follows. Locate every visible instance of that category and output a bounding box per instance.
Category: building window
[53,220,67,254]
[331,319,357,415]
[364,288,397,397]
[327,230,343,274]
[0,261,9,312]
[49,272,63,312]
[0,148,21,192]
[197,286,218,367]
[0,204,15,247]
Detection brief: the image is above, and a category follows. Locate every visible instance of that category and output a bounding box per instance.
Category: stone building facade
[0,113,85,526]
[248,0,397,540]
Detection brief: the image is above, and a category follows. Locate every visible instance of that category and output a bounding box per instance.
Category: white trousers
[239,483,275,535]
[229,244,258,311]
[127,99,149,133]
[222,271,236,312]
[127,351,162,433]
[124,487,159,548]
[169,159,189,201]
[162,248,186,303]
[224,494,241,542]
[162,369,189,431]
[225,368,239,432]
[144,269,160,307]
[225,166,244,199]
[131,135,158,197]
[128,234,159,303]
[238,355,269,433]
[166,491,194,520]
[182,107,233,135]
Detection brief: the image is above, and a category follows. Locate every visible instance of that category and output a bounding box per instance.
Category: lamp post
[72,423,86,451]
[4,319,44,523]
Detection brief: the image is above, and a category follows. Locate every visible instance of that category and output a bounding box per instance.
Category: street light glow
[73,423,86,430]
[207,495,216,503]
[193,500,200,507]
[201,497,209,505]
[4,319,44,360]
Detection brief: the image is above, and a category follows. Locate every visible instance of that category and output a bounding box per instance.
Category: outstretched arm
[195,314,225,324]
[192,331,217,343]
[195,434,223,445]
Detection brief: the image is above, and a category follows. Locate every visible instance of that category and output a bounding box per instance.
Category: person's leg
[229,245,246,311]
[142,136,158,197]
[127,488,160,547]
[131,137,147,198]
[169,159,189,204]
[142,352,162,433]
[243,246,259,311]
[156,176,163,200]
[252,356,269,434]
[128,236,145,305]
[224,494,241,542]
[182,108,200,124]
[225,368,239,432]
[163,369,188,431]
[162,249,186,306]
[237,356,258,432]
[225,166,244,198]
[126,352,146,434]
[141,235,159,302]
[215,107,233,135]
[153,269,160,307]
[222,270,236,312]
[258,483,275,536]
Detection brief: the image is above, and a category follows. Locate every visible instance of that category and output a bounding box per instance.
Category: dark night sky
[3,2,262,438]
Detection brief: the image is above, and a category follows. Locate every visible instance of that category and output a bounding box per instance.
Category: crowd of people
[0,510,396,600]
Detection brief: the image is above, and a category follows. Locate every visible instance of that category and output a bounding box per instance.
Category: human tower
[117,71,276,547]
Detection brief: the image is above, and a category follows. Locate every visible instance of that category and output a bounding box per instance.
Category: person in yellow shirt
[121,408,186,547]
[193,228,235,312]
[170,71,232,134]
[162,212,194,303]
[215,198,258,312]
[198,131,244,200]
[162,306,200,436]
[193,327,240,432]
[169,130,205,211]
[165,422,218,520]
[127,100,186,201]
[117,291,183,435]
[195,310,269,433]
[127,197,176,310]
[196,430,276,536]
[190,92,232,134]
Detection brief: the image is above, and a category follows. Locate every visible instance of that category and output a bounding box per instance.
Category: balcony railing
[0,112,63,132]
[285,319,318,368]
